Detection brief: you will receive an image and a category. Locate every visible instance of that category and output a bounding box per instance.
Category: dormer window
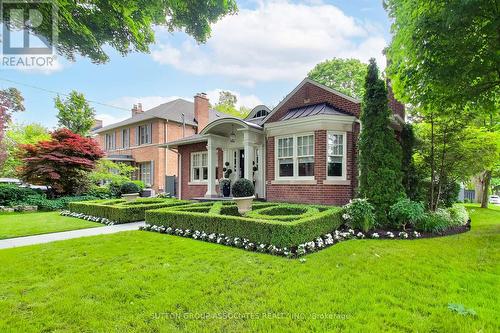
[253,109,269,118]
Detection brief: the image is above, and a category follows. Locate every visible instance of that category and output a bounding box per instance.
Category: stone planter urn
[121,193,140,202]
[231,178,255,215]
[233,195,255,214]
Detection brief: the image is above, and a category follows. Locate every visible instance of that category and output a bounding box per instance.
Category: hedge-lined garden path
[0,221,145,249]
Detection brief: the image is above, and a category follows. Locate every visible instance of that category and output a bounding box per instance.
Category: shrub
[86,185,113,199]
[388,198,426,230]
[12,195,98,211]
[341,198,376,232]
[448,204,469,226]
[0,185,40,206]
[68,198,190,223]
[231,178,254,197]
[131,180,145,191]
[416,209,452,233]
[120,182,140,195]
[245,205,320,222]
[145,202,342,248]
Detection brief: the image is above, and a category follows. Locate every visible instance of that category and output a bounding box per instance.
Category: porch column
[243,132,254,183]
[205,137,218,197]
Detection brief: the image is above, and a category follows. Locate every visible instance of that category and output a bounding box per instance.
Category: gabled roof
[94,99,228,133]
[280,102,350,121]
[261,77,360,124]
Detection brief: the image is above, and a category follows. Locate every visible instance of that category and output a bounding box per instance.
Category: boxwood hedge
[68,198,191,223]
[145,202,342,248]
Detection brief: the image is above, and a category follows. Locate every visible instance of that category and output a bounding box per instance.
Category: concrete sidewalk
[0,221,145,250]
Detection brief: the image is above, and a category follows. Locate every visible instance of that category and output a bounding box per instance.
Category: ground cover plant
[0,204,497,332]
[0,211,102,239]
[67,198,191,224]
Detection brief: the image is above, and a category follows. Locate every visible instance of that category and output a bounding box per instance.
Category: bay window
[191,152,208,182]
[327,132,346,179]
[276,134,314,179]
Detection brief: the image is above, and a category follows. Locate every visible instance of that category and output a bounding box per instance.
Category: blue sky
[2,0,392,128]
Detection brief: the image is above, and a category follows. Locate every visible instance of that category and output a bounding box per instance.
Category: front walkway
[0,221,145,250]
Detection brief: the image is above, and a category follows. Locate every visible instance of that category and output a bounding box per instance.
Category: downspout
[168,147,181,199]
[353,119,362,199]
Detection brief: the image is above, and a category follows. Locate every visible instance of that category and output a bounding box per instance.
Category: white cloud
[15,57,65,75]
[151,1,387,83]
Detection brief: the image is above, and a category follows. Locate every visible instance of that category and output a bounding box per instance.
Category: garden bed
[67,198,191,224]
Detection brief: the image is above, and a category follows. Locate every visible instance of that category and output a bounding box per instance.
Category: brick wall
[265,129,359,205]
[97,119,197,192]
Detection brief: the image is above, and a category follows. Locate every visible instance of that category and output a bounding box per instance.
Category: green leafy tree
[400,123,421,200]
[358,59,405,223]
[0,123,50,177]
[55,91,95,136]
[0,88,25,169]
[385,0,499,109]
[413,113,499,209]
[308,58,367,100]
[213,91,250,118]
[0,1,237,63]
[89,159,136,185]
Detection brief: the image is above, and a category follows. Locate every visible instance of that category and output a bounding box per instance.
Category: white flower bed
[60,210,117,226]
[139,224,423,258]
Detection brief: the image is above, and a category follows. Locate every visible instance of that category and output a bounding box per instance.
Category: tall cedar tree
[19,128,103,195]
[358,59,404,223]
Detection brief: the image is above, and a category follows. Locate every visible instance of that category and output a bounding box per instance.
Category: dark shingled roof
[280,102,349,121]
[94,99,229,133]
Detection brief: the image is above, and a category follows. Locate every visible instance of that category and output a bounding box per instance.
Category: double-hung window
[138,162,152,186]
[122,128,130,148]
[276,134,314,179]
[105,132,115,151]
[138,124,152,145]
[327,132,346,179]
[191,152,208,182]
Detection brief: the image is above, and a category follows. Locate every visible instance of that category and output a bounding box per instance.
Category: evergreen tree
[358,59,404,224]
[401,123,420,200]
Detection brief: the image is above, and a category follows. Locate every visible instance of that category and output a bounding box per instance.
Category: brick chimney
[131,103,144,117]
[387,80,405,121]
[194,93,209,133]
[92,119,103,130]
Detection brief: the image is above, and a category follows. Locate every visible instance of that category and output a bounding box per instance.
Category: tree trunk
[429,113,435,211]
[481,170,492,208]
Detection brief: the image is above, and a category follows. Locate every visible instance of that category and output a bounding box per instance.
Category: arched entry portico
[200,118,265,198]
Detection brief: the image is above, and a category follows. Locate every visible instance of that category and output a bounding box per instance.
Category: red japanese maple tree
[19,128,104,195]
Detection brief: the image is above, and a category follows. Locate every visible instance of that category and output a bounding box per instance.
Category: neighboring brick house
[93,94,228,193]
[163,78,405,205]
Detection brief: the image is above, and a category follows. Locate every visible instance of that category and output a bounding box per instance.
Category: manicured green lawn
[0,204,497,332]
[0,211,102,239]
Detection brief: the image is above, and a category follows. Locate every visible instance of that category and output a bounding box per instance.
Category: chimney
[132,103,144,117]
[92,119,103,130]
[194,93,209,133]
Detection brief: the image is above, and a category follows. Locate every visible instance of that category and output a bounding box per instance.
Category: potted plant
[231,178,255,214]
[120,182,141,201]
[221,162,232,197]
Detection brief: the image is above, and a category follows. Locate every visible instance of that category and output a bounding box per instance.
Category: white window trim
[326,131,347,181]
[275,132,315,181]
[122,128,130,148]
[190,151,208,183]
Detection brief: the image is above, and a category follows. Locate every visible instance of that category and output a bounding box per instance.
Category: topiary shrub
[341,198,376,232]
[388,198,425,230]
[231,178,254,197]
[120,182,140,195]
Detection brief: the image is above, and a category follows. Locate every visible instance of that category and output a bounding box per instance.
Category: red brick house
[163,78,405,205]
[93,94,226,193]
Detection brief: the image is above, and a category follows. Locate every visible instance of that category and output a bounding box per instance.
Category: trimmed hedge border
[68,198,191,223]
[145,202,343,248]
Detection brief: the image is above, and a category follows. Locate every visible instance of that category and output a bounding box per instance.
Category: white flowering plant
[341,198,376,232]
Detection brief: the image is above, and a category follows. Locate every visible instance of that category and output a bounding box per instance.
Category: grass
[0,204,498,332]
[0,211,102,239]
